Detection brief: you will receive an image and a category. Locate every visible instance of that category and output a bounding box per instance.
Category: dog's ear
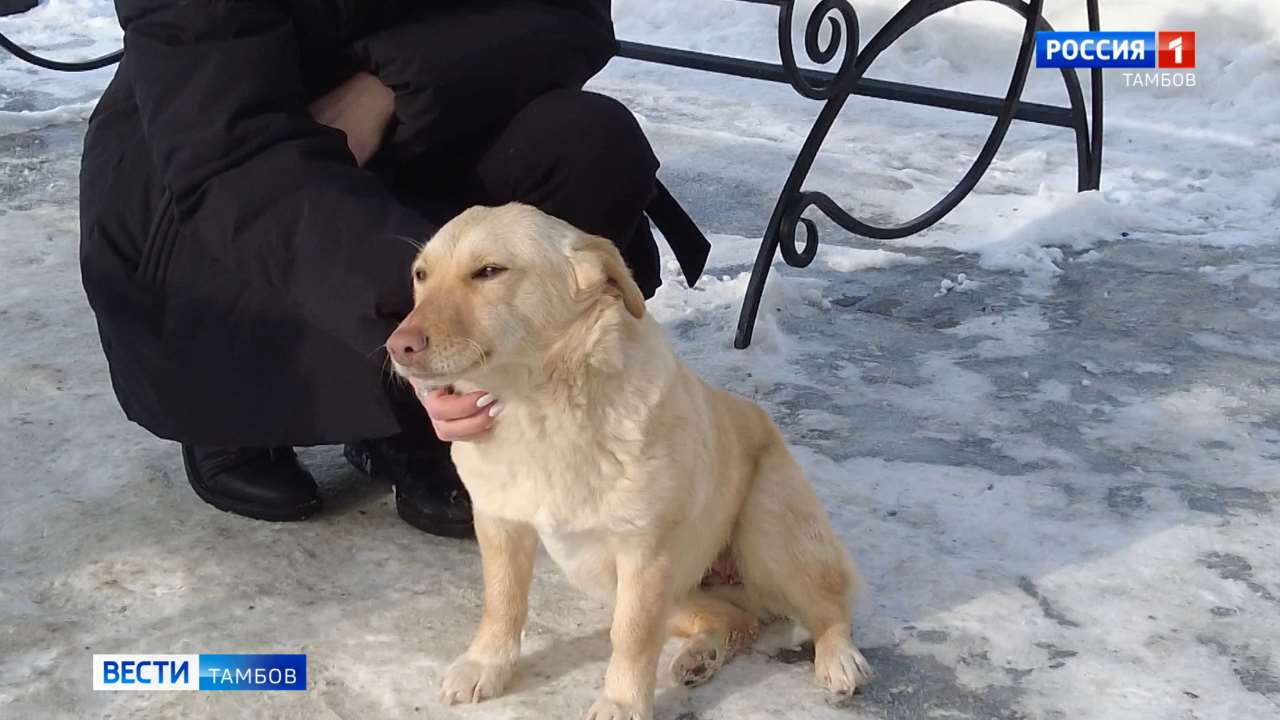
[569,232,646,319]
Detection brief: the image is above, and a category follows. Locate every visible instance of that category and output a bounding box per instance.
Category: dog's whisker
[382,233,426,252]
[366,343,411,389]
[463,337,488,369]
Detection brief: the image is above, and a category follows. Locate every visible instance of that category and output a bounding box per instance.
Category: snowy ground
[2,1,1279,719]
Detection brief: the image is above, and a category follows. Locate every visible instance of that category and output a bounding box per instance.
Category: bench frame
[618,0,1103,348]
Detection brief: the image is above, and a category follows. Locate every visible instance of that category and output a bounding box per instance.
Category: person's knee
[481,89,659,244]
[525,90,658,205]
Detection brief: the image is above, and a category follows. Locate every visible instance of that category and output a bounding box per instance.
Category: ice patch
[1199,263,1280,289]
[943,305,1048,359]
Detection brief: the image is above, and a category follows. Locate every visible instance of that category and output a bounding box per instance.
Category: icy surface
[2,1,1279,718]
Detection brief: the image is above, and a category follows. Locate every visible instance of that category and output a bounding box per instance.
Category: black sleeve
[116,0,430,353]
[354,0,617,161]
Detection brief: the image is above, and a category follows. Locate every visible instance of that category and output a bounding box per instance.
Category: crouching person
[79,0,703,536]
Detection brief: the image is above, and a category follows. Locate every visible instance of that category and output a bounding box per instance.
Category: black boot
[182,445,321,521]
[344,435,474,539]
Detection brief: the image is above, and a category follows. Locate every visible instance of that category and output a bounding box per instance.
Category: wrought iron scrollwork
[777,0,861,100]
[736,0,1106,347]
[778,192,824,267]
[769,0,864,270]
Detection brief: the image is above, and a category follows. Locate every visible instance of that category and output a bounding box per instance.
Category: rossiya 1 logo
[1035,30,1196,88]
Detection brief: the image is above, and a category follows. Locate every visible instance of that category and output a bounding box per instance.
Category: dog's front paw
[440,654,515,705]
[815,642,872,695]
[583,696,650,720]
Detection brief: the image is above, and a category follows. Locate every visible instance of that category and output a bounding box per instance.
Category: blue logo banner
[197,654,307,691]
[1036,31,1156,68]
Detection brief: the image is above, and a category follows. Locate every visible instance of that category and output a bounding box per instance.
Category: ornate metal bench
[2,0,1103,349]
[618,0,1103,347]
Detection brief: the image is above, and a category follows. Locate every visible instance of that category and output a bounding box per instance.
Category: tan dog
[387,203,870,720]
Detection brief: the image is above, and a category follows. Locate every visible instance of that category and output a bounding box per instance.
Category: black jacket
[79,0,651,446]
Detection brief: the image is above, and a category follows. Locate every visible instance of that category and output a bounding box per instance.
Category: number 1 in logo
[1158,31,1195,68]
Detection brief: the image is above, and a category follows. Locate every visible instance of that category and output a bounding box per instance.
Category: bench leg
[1086,0,1104,190]
[734,220,782,350]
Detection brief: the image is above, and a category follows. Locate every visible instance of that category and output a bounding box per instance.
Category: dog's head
[386,203,645,386]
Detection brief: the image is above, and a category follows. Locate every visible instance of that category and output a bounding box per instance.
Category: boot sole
[182,447,321,522]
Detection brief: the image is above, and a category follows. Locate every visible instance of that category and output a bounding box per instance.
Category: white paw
[815,643,872,695]
[439,654,515,705]
[583,696,650,720]
[670,635,729,687]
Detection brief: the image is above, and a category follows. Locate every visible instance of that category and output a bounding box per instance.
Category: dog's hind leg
[730,442,872,695]
[667,588,761,687]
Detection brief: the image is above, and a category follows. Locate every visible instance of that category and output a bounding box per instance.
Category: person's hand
[419,387,503,442]
[307,71,395,167]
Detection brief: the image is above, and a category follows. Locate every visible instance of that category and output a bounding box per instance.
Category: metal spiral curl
[778,192,826,267]
[777,0,860,100]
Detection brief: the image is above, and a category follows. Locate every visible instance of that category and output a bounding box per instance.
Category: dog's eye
[471,265,508,280]
[413,268,427,283]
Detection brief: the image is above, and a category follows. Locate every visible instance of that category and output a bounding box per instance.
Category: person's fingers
[419,387,504,442]
[421,388,492,422]
[431,412,494,442]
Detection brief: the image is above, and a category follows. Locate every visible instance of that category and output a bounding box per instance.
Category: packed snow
[1,1,1278,718]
